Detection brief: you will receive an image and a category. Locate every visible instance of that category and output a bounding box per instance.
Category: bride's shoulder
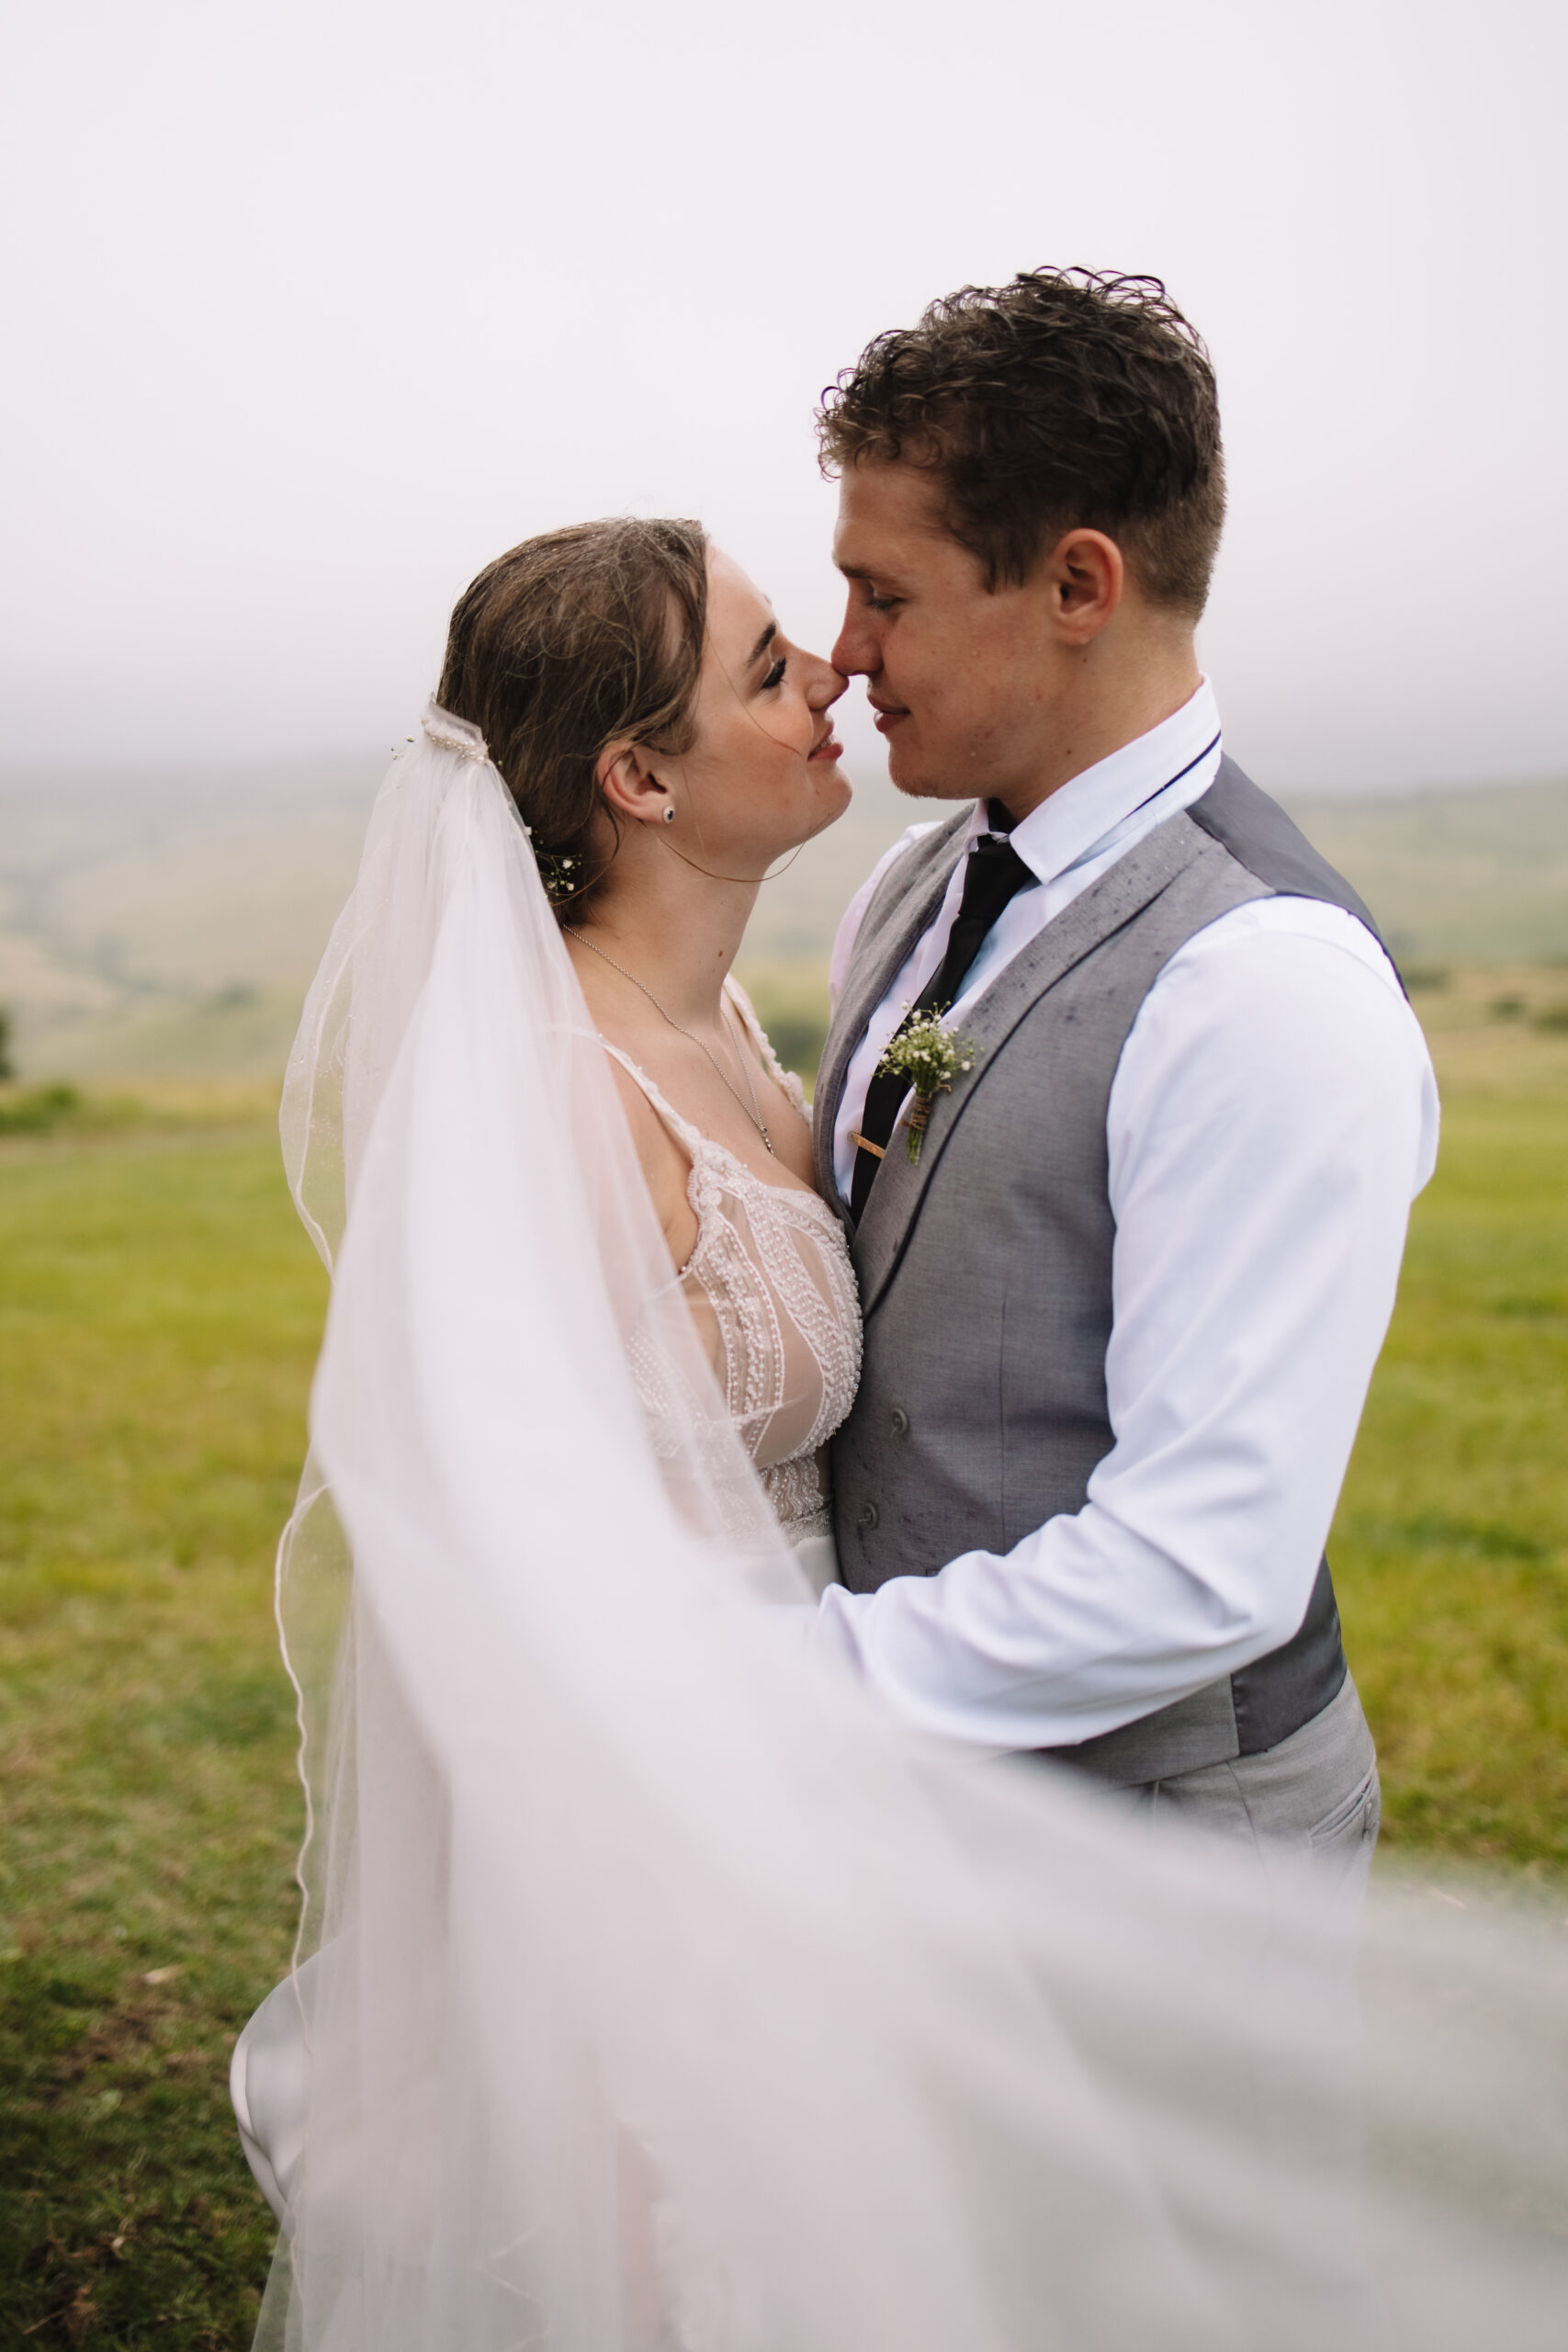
[583,1035,703,1254]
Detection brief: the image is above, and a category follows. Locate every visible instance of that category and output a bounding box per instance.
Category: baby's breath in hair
[534,846,590,907]
[875,1009,979,1161]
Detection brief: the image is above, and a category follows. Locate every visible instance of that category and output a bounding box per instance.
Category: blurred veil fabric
[253,709,1568,2351]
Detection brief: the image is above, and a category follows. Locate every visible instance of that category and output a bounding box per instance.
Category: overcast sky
[2,0,1563,794]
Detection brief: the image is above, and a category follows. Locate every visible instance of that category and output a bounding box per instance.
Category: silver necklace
[565,930,774,1155]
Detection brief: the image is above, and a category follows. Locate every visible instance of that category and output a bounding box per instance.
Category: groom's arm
[809,899,1439,1752]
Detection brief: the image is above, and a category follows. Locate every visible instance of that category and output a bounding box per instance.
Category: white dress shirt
[815,681,1440,1751]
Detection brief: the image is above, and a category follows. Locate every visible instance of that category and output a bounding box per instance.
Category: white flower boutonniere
[874,1008,980,1163]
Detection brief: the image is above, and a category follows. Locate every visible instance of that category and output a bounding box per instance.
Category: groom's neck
[992,626,1202,827]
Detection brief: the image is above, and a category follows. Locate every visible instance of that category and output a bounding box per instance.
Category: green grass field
[1,1104,320,2346]
[1332,969,1568,1862]
[2,978,1566,2344]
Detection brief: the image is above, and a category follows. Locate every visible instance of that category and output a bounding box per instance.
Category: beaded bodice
[605,983,861,1548]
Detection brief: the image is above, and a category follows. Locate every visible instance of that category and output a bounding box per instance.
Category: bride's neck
[567,834,761,1028]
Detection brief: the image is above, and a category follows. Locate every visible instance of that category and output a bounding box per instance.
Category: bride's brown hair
[437,517,709,915]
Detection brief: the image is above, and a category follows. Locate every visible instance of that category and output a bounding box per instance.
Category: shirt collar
[968,677,1222,887]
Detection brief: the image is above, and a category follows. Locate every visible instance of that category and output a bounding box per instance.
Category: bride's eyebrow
[746,620,778,669]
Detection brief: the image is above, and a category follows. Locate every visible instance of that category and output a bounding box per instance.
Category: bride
[441,518,860,1589]
[234,520,1566,2352]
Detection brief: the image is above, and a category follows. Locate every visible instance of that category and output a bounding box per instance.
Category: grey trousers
[1109,1672,1382,1896]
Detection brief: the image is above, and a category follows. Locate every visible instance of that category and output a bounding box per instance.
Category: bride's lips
[807,729,843,763]
[868,695,909,736]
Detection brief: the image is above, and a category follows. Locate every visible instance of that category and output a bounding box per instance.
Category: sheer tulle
[249,709,1568,2351]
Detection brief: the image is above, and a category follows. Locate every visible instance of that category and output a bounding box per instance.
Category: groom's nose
[830,599,878,680]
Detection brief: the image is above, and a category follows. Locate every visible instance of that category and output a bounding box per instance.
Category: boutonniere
[874,1009,980,1163]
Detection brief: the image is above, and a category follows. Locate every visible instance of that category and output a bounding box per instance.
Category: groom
[807,270,1438,1864]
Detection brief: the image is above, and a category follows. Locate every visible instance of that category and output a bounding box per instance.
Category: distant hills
[1284,778,1568,967]
[2,758,1563,1081]
[0,759,381,1080]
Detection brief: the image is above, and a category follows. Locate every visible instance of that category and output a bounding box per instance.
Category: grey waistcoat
[815,757,1389,1786]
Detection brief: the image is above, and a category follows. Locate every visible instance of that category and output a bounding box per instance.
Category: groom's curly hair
[818,269,1224,616]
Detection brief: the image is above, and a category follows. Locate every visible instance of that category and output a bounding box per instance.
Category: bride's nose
[808,658,849,712]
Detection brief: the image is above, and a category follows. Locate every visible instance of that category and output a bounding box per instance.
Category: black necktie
[849,808,1040,1221]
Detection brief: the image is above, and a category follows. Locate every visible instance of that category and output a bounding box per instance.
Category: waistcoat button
[857,1502,879,1531]
[889,1408,909,1437]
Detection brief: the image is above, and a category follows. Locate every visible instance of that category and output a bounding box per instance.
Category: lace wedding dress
[604,980,859,1584]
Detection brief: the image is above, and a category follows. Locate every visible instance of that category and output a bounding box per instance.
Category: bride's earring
[661,805,676,823]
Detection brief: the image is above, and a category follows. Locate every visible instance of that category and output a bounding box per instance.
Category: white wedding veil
[251,707,1568,2351]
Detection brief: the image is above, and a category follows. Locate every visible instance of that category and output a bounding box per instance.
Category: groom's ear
[595,741,671,828]
[1039,528,1124,646]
